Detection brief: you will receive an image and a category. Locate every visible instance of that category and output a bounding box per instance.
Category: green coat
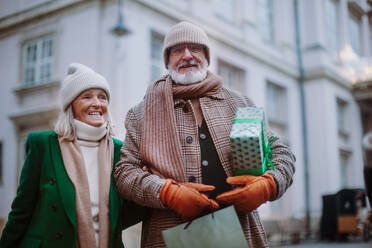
[0,131,146,248]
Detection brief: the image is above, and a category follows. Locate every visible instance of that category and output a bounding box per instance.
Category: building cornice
[353,80,372,100]
[9,106,59,129]
[304,65,352,90]
[0,0,90,37]
[13,81,60,96]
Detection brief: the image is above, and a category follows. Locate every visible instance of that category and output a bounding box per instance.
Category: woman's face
[72,88,108,127]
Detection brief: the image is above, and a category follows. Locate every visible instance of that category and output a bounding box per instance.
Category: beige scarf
[59,135,113,248]
[141,71,222,181]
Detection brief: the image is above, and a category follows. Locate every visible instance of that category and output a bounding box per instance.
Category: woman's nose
[91,97,101,106]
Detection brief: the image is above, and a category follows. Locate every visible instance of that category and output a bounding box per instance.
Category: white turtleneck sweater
[74,119,107,245]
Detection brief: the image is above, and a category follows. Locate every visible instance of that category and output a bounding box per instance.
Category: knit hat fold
[163,21,210,68]
[60,63,110,110]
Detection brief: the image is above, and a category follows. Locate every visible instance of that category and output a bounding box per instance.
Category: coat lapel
[49,134,77,229]
[109,139,120,234]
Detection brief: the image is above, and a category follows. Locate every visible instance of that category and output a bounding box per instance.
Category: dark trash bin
[337,189,363,215]
[320,188,365,240]
[320,194,338,240]
[364,167,372,207]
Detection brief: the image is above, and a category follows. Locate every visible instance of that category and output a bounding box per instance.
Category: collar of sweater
[74,119,107,143]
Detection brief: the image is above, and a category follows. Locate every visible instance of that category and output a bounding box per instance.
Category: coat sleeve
[114,108,166,209]
[264,131,296,199]
[0,133,41,247]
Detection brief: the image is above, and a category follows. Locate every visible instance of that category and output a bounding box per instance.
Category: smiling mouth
[179,64,197,69]
[88,111,102,116]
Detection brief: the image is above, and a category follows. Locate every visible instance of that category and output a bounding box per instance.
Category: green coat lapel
[109,139,121,234]
[49,134,77,229]
[49,134,121,242]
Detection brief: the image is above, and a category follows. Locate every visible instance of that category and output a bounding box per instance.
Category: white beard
[168,60,208,85]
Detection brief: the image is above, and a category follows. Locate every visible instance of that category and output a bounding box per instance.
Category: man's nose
[182,47,193,59]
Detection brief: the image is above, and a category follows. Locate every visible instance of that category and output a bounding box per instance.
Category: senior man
[115,21,295,248]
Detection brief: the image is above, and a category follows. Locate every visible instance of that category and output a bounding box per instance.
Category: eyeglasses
[169,44,204,56]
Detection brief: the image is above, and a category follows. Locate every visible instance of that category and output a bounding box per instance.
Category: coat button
[51,204,58,212]
[199,133,206,140]
[49,178,56,185]
[56,232,63,239]
[183,105,190,113]
[93,214,99,222]
[186,136,193,144]
[202,160,209,166]
[188,176,196,182]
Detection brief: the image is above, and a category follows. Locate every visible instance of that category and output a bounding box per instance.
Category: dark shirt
[199,120,231,199]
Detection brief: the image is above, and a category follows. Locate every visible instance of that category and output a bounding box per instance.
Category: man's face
[168,43,207,73]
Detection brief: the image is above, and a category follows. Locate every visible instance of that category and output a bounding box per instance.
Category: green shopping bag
[162,206,248,248]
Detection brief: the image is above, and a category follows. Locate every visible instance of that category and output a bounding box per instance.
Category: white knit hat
[163,21,210,68]
[60,63,110,110]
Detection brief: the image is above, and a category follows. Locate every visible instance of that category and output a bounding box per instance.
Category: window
[339,150,351,188]
[0,141,2,185]
[257,0,274,43]
[150,31,166,82]
[349,13,361,55]
[325,0,339,55]
[266,82,288,144]
[214,0,235,22]
[337,98,348,136]
[22,35,54,86]
[218,60,246,92]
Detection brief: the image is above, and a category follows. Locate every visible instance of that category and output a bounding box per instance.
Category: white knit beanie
[60,63,110,111]
[163,21,210,68]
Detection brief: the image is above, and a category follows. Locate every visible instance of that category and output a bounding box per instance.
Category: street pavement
[282,240,372,247]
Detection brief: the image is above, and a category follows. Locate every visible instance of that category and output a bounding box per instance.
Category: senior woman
[0,63,144,248]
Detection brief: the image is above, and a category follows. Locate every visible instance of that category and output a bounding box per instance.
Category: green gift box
[162,206,248,248]
[230,107,274,176]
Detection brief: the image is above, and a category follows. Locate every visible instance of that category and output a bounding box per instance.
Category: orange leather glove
[216,174,277,214]
[160,179,219,221]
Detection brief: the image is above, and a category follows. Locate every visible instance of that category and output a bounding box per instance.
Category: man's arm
[264,131,296,199]
[114,108,166,208]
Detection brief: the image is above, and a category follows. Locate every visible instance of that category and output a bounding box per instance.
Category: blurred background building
[0,0,372,246]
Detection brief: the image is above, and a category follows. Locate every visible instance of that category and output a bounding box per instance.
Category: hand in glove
[160,179,219,221]
[216,174,277,213]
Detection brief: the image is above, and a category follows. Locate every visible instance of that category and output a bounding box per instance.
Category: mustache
[176,60,201,70]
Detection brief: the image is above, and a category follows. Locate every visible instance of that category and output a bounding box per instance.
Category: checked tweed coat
[114,86,296,248]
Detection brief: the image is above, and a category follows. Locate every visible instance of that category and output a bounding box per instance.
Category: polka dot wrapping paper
[230,107,269,176]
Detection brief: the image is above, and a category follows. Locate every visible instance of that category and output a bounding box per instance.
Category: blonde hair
[54,105,114,140]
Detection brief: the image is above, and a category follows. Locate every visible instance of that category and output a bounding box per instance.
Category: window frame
[348,6,362,56]
[22,34,54,87]
[336,97,349,137]
[257,0,275,44]
[217,59,246,93]
[324,0,339,55]
[266,81,289,145]
[149,30,166,83]
[213,0,236,23]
